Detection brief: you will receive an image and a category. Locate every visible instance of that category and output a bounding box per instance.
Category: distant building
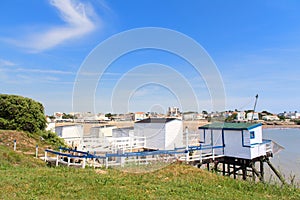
[134,112,147,121]
[262,115,280,121]
[246,112,259,121]
[285,111,300,119]
[167,107,180,117]
[54,112,63,120]
[134,118,183,150]
[46,122,55,132]
[182,112,197,121]
[236,111,246,121]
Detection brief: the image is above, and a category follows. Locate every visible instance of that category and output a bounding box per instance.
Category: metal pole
[185,126,189,162]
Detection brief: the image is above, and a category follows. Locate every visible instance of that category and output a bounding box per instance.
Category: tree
[225,113,237,122]
[62,113,76,119]
[0,94,47,133]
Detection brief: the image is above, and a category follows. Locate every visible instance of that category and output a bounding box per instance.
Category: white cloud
[12,0,99,52]
[0,58,16,67]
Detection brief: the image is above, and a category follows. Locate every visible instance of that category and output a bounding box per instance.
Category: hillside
[0,130,300,199]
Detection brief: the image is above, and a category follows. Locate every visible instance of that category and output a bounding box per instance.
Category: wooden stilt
[227,163,230,177]
[260,159,264,182]
[251,162,256,182]
[233,164,236,179]
[265,157,286,185]
[242,163,247,180]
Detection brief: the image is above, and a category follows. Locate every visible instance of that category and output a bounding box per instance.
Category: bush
[0,94,47,133]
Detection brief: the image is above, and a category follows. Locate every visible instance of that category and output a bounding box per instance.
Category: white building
[262,115,280,121]
[236,111,246,121]
[134,118,183,150]
[168,107,180,117]
[46,122,55,132]
[134,112,147,121]
[90,125,116,138]
[198,123,270,160]
[182,112,197,121]
[246,112,259,121]
[55,124,83,148]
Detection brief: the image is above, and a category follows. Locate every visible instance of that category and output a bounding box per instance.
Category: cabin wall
[165,120,183,149]
[249,126,262,144]
[134,122,166,150]
[224,130,251,159]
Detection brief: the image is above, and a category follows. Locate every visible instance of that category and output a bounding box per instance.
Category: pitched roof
[135,118,179,123]
[199,122,262,130]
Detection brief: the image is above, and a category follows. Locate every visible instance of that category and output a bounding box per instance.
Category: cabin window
[250,131,255,139]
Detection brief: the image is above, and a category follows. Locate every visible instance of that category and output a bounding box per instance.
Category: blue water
[263,128,300,185]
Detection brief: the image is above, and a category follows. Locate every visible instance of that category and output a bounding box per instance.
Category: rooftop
[199,122,262,130]
[135,118,179,123]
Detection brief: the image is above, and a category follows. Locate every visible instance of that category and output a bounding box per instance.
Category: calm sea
[263,128,300,185]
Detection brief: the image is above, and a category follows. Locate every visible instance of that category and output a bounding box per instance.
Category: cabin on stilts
[195,122,285,184]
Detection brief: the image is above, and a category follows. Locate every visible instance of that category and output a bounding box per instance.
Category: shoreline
[262,124,300,129]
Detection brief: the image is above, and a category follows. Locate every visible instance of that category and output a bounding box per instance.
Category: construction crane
[251,94,259,122]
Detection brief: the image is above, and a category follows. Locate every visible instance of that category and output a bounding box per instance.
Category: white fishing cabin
[134,118,183,150]
[198,123,271,160]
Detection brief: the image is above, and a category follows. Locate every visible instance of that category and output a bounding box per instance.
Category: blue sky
[1,0,300,114]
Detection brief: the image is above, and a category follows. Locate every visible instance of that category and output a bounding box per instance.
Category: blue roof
[199,122,262,130]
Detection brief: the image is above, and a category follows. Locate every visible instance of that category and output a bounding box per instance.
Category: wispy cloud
[10,0,99,52]
[15,68,75,75]
[1,67,75,75]
[0,58,16,67]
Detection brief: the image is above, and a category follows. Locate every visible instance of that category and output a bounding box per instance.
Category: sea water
[263,128,300,186]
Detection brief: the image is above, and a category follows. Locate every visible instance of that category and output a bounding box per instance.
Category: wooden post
[56,154,59,167]
[105,157,108,169]
[206,163,210,171]
[44,151,47,162]
[260,159,264,182]
[13,140,16,151]
[222,162,225,176]
[82,158,86,169]
[265,157,286,185]
[35,145,38,158]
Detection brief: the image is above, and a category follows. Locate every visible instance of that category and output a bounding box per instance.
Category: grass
[0,164,299,199]
[1,130,300,199]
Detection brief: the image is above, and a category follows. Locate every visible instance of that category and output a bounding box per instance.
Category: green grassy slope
[1,164,299,200]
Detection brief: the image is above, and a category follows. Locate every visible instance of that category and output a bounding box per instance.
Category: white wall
[224,130,251,159]
[90,126,116,137]
[134,122,166,150]
[55,125,83,148]
[165,120,183,149]
[249,126,262,145]
[134,119,183,150]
